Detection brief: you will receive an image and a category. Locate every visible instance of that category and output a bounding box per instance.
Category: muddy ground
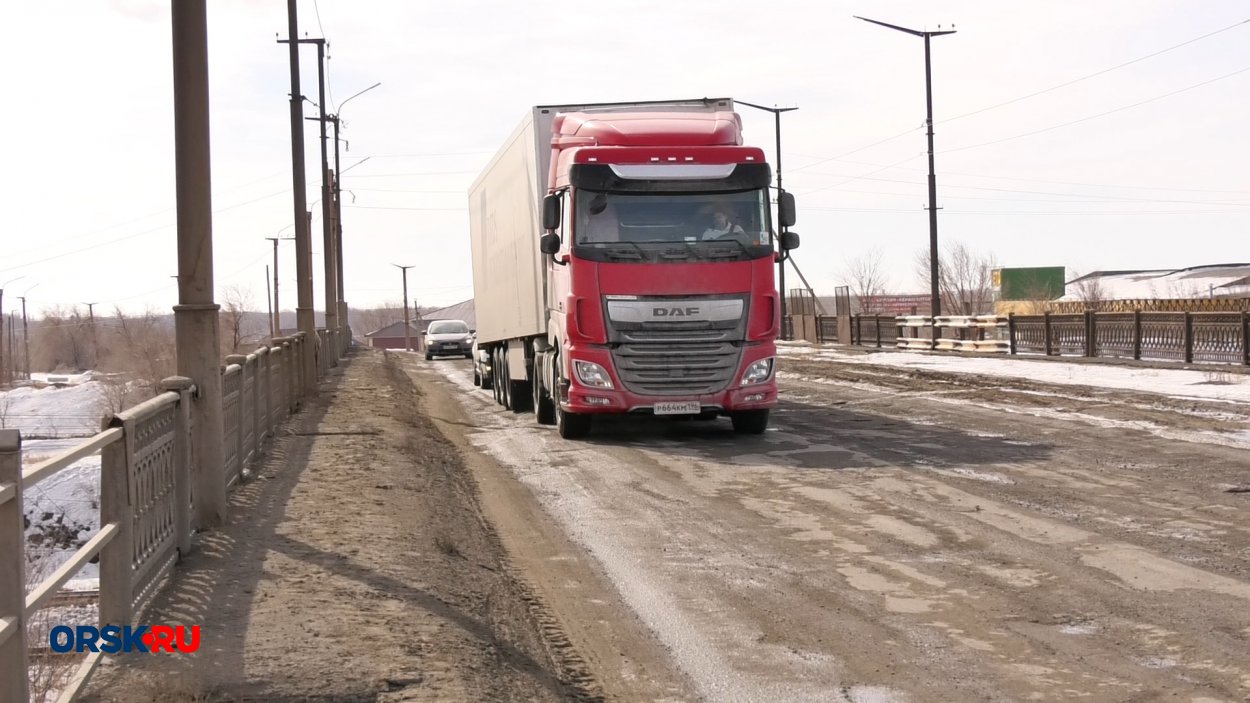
[426,348,1250,702]
[80,344,1250,702]
[82,349,686,702]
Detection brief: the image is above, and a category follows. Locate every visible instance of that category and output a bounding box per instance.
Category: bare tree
[0,392,11,428]
[220,284,254,355]
[843,248,891,313]
[112,305,175,395]
[1069,271,1107,310]
[915,242,998,315]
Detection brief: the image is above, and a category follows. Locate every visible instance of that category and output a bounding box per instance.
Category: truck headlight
[573,360,614,389]
[741,358,773,386]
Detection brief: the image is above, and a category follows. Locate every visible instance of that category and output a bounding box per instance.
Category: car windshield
[574,190,772,247]
[427,321,469,334]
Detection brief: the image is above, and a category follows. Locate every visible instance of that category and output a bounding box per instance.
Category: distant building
[364,321,423,350]
[1061,264,1250,301]
[363,299,477,350]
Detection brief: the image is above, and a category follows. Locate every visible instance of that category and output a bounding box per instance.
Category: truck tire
[492,349,505,406]
[473,368,481,387]
[557,403,592,439]
[534,364,555,425]
[730,409,769,435]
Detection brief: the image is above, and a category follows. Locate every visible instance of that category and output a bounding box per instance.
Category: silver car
[423,320,475,360]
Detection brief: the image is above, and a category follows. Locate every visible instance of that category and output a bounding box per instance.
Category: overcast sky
[2,1,1247,317]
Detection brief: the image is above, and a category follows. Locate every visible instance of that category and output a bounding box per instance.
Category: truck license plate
[654,401,700,415]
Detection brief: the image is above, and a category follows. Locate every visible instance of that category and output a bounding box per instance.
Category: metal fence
[844,312,1250,366]
[1,328,343,702]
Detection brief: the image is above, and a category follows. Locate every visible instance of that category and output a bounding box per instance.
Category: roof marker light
[746,156,756,161]
[650,157,660,162]
[587,157,598,162]
[667,156,677,161]
[684,156,695,161]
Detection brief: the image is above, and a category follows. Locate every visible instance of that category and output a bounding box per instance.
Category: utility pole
[264,235,294,338]
[393,264,414,351]
[83,302,98,368]
[735,101,799,333]
[329,82,380,351]
[281,0,316,396]
[856,16,956,318]
[0,277,23,387]
[288,37,338,353]
[171,0,226,528]
[265,265,274,338]
[18,296,29,380]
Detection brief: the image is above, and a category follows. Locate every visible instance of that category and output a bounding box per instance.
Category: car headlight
[740,358,774,386]
[463,335,474,344]
[573,360,614,389]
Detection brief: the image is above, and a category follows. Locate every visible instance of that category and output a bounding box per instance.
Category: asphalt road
[425,353,1250,703]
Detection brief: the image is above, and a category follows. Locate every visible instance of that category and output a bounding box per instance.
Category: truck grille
[612,341,741,395]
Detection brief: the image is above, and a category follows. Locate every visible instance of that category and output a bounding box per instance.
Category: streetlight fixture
[735,101,799,331]
[330,82,381,347]
[392,264,414,352]
[856,16,956,318]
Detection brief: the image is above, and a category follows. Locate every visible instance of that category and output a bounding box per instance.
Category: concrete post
[98,416,135,629]
[160,377,195,559]
[226,355,247,478]
[171,0,225,529]
[0,429,28,703]
[252,348,266,453]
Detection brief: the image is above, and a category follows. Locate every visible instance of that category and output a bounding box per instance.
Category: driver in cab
[701,205,745,240]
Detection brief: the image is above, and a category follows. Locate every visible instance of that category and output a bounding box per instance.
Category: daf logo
[653,307,700,317]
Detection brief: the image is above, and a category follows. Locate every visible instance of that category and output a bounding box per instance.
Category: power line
[787,126,922,174]
[943,64,1250,154]
[942,18,1250,124]
[343,205,468,212]
[797,171,1250,207]
[820,158,1250,196]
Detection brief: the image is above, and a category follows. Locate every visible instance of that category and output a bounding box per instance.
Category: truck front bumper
[560,344,778,415]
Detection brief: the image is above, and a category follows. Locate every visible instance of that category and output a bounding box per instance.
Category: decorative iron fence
[2,328,344,702]
[848,311,1249,366]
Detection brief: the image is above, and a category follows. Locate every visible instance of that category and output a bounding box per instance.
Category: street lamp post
[735,101,798,334]
[330,82,380,349]
[392,264,414,352]
[856,16,956,318]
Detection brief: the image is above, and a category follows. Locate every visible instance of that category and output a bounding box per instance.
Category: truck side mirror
[542,193,561,230]
[778,192,796,228]
[780,230,800,251]
[540,232,561,254]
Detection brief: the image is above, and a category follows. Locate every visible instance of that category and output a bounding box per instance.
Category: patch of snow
[809,349,1250,405]
[0,381,110,438]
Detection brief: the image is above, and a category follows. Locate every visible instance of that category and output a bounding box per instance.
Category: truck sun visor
[570,163,771,193]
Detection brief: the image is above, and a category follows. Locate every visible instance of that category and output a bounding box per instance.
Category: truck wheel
[557,403,592,439]
[473,368,481,387]
[730,409,770,435]
[499,349,513,409]
[534,359,555,425]
[492,349,505,406]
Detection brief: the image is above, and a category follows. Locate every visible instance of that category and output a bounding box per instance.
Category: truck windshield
[574,190,773,250]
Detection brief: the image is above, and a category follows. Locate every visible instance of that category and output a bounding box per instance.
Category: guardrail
[845,312,1249,366]
[2,327,345,702]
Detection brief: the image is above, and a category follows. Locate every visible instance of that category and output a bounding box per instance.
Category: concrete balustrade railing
[0,325,348,702]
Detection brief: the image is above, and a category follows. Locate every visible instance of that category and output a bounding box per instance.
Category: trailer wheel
[499,348,513,409]
[730,409,770,435]
[492,348,504,406]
